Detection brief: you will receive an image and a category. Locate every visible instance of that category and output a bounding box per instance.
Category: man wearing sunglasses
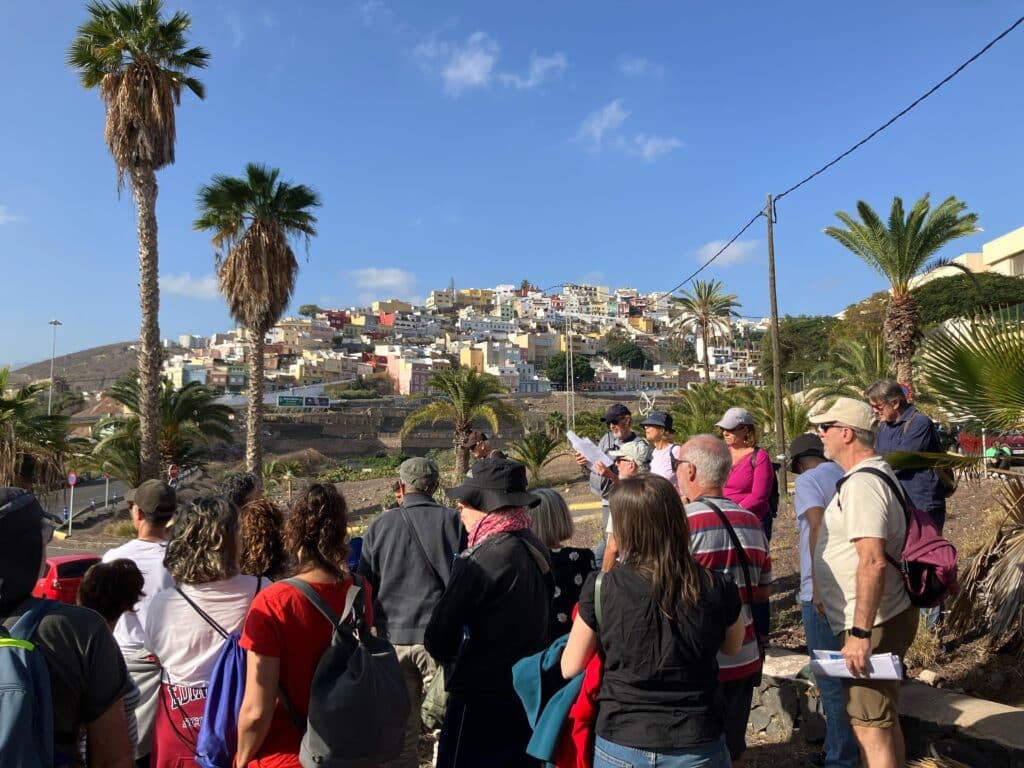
[809,399,918,768]
[574,403,647,565]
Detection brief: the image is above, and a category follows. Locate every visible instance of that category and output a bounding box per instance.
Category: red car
[33,554,101,604]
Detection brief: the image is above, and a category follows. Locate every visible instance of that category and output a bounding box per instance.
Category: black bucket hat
[639,410,674,432]
[447,458,541,512]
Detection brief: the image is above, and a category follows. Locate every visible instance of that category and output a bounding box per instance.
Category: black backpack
[751,447,780,518]
[282,575,410,768]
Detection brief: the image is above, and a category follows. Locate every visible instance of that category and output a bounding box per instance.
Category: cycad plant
[194,163,321,475]
[68,0,209,480]
[824,194,979,386]
[671,279,741,383]
[507,429,565,483]
[400,366,522,477]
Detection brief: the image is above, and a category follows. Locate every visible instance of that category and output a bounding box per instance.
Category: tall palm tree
[88,376,234,484]
[824,194,979,386]
[507,429,564,482]
[400,366,521,477]
[671,279,741,383]
[0,368,70,489]
[68,0,209,481]
[194,163,321,475]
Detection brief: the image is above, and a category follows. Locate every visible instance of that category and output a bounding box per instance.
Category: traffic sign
[168,464,179,480]
[277,395,305,407]
[67,471,78,487]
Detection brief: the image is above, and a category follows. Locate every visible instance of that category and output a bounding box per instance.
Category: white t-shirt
[102,539,175,655]
[814,456,910,633]
[145,574,260,687]
[650,444,678,488]
[793,461,844,603]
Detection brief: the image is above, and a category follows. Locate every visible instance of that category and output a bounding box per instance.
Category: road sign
[168,464,179,480]
[304,396,330,408]
[277,395,305,407]
[67,471,78,487]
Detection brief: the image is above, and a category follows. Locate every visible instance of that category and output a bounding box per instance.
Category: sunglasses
[670,453,691,473]
[816,422,842,434]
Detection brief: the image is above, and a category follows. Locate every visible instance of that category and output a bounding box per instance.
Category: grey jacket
[588,430,642,502]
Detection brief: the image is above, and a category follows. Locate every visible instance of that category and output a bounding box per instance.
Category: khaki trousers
[383,643,438,768]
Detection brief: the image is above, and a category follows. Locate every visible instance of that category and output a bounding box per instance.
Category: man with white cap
[810,398,918,768]
[599,439,654,571]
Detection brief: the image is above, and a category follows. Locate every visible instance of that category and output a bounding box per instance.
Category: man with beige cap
[599,438,654,571]
[810,398,918,768]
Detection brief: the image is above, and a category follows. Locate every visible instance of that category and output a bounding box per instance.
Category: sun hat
[639,410,674,432]
[788,433,826,473]
[447,458,540,512]
[809,398,876,432]
[608,439,654,470]
[399,457,440,493]
[126,479,177,522]
[600,404,631,423]
[716,407,755,431]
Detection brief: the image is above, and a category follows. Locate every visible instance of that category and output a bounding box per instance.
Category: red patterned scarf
[468,506,533,547]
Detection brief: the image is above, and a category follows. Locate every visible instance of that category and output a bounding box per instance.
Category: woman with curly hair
[143,496,261,768]
[236,483,374,768]
[239,498,289,579]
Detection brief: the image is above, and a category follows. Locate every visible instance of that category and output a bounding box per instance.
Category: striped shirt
[684,496,771,682]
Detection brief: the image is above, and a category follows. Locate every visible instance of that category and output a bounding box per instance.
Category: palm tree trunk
[885,294,920,388]
[131,168,162,481]
[247,330,266,476]
[454,425,470,477]
[701,323,711,384]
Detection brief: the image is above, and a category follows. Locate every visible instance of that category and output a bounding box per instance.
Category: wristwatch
[849,626,872,639]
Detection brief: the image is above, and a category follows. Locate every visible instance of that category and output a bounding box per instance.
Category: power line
[773,15,1024,203]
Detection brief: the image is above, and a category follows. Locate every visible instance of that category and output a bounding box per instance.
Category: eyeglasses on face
[670,455,691,472]
[816,422,842,434]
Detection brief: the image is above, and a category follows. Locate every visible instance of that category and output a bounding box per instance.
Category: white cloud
[351,267,418,302]
[258,10,278,28]
[627,133,684,162]
[692,239,761,266]
[575,100,630,148]
[355,0,389,27]
[498,51,567,90]
[415,32,566,96]
[619,56,664,78]
[161,273,220,300]
[224,9,244,48]
[0,206,24,225]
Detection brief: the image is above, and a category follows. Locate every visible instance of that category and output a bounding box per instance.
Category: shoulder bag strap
[174,586,227,639]
[699,499,757,601]
[837,466,910,571]
[8,598,51,641]
[400,508,447,589]
[282,577,360,629]
[749,445,758,470]
[594,571,604,629]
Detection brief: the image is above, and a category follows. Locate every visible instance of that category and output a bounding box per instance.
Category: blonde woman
[530,488,596,638]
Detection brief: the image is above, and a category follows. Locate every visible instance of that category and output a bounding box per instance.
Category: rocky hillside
[9,341,141,392]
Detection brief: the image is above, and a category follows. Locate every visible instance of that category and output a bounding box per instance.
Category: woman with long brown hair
[561,474,745,768]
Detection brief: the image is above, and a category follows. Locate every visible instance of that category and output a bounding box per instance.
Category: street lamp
[47,319,62,415]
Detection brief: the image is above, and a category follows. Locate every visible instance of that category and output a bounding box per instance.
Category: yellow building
[372,299,413,314]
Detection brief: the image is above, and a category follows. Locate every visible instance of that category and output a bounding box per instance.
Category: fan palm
[194,163,321,475]
[68,0,209,481]
[507,429,565,482]
[400,366,521,477]
[0,368,70,489]
[824,194,979,387]
[671,279,741,383]
[88,377,234,484]
[545,411,567,441]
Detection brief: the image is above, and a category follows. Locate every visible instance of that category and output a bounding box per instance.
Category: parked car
[999,431,1024,462]
[33,554,101,604]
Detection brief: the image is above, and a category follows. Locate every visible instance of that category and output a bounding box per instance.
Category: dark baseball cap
[465,430,490,448]
[789,433,826,473]
[126,479,177,522]
[399,457,440,492]
[601,404,631,423]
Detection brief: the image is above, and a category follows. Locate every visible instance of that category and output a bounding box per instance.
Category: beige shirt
[814,456,910,633]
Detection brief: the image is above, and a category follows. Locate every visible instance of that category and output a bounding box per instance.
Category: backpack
[839,467,959,608]
[751,447,781,518]
[174,579,262,768]
[0,599,54,768]
[282,575,410,768]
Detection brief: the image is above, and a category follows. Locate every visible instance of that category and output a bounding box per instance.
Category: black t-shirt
[549,546,596,637]
[577,566,741,750]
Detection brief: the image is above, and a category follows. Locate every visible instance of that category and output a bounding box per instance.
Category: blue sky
[2,1,1023,367]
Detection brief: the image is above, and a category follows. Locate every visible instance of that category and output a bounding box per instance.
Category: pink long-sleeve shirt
[723,447,773,521]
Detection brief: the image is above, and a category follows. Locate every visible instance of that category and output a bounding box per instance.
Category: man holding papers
[810,398,919,768]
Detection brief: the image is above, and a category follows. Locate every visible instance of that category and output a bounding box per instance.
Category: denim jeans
[593,735,730,768]
[801,602,858,768]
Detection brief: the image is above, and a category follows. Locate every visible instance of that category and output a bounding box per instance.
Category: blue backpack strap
[8,598,52,643]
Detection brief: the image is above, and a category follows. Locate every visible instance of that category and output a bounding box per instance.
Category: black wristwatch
[849,626,872,639]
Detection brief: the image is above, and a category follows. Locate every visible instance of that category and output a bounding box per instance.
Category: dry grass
[103,519,136,539]
[904,620,940,668]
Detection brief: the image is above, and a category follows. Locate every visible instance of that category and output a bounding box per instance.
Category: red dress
[239,576,374,768]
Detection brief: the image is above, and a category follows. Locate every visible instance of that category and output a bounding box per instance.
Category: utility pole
[47,319,62,415]
[766,195,787,490]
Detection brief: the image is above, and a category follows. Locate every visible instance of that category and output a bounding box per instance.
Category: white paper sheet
[567,430,614,469]
[809,650,904,680]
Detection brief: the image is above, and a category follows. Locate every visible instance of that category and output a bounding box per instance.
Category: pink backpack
[838,467,959,608]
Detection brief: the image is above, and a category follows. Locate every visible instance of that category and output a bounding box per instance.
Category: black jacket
[357,492,464,645]
[425,530,553,698]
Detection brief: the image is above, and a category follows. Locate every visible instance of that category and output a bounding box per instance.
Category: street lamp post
[47,319,62,415]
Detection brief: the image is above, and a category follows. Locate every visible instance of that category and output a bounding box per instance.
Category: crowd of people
[0,378,948,768]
